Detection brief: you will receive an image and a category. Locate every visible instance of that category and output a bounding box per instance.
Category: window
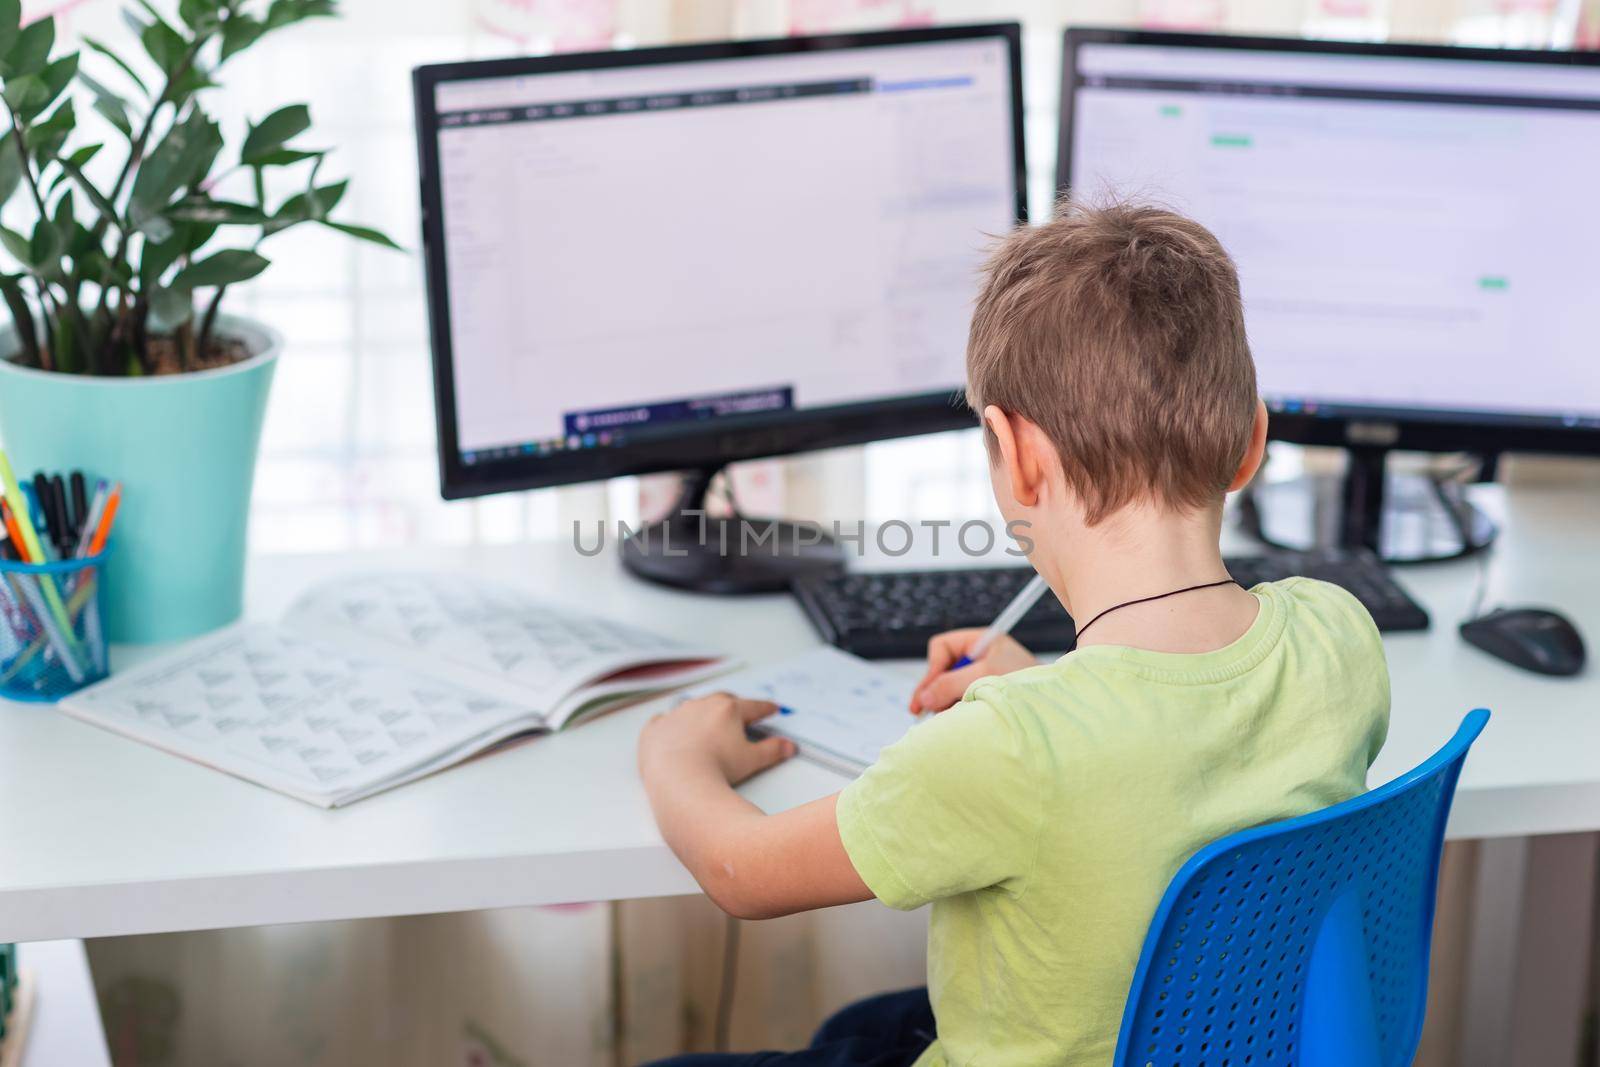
[46,0,1587,551]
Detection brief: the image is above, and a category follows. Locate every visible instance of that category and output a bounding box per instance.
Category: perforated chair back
[1114,709,1489,1067]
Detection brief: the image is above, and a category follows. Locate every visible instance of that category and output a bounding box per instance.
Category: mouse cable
[1464,543,1494,622]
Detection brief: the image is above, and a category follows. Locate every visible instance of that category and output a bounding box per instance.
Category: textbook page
[59,624,542,807]
[285,571,724,707]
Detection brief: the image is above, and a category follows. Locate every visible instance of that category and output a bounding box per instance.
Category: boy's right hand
[910,630,1035,715]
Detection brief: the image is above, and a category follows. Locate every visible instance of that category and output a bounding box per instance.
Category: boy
[637,202,1390,1066]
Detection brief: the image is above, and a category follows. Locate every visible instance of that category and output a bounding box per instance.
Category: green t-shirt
[836,578,1390,1067]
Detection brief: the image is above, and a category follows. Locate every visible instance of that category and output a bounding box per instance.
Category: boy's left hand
[638,692,797,786]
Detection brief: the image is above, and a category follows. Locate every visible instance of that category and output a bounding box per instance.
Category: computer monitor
[1058,29,1600,560]
[413,24,1027,589]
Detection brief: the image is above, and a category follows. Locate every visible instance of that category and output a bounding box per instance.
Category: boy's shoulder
[960,575,1385,712]
[1259,575,1385,648]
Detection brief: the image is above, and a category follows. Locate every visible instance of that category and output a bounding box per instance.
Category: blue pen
[19,483,55,561]
[949,574,1051,670]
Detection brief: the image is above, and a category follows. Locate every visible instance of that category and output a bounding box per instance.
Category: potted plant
[0,0,396,643]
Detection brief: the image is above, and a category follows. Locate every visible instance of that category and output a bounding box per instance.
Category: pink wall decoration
[788,0,935,35]
[1137,0,1226,31]
[472,0,616,52]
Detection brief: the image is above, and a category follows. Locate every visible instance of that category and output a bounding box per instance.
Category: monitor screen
[416,26,1026,496]
[1060,32,1600,443]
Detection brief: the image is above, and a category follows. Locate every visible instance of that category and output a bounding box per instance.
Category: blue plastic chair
[1114,709,1490,1067]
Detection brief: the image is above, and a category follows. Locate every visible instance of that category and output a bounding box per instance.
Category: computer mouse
[1459,608,1586,677]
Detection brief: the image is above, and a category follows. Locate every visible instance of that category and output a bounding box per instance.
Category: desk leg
[1458,833,1598,1067]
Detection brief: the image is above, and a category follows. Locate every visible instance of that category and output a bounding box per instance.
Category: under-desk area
[0,4,1596,1067]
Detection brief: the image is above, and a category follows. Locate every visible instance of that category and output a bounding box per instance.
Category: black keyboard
[791,549,1428,660]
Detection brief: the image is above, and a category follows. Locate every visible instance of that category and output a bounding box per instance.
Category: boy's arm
[638,693,874,920]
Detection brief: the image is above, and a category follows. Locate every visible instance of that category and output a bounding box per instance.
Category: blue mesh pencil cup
[0,550,109,702]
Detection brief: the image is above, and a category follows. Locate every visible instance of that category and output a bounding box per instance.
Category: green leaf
[139,233,184,286]
[134,221,220,283]
[248,147,322,167]
[63,142,103,169]
[49,304,74,372]
[148,284,191,327]
[180,219,218,255]
[1,74,44,114]
[218,14,264,61]
[139,19,186,76]
[321,219,402,250]
[275,178,346,224]
[51,187,73,233]
[82,36,148,96]
[35,51,76,111]
[177,0,223,31]
[0,225,30,265]
[168,64,218,99]
[28,216,61,273]
[169,247,268,288]
[7,52,75,121]
[0,132,21,207]
[1,15,53,79]
[128,110,223,227]
[265,0,338,32]
[27,99,74,162]
[80,70,133,135]
[0,273,40,364]
[167,196,267,225]
[66,220,98,257]
[46,142,102,193]
[58,156,120,230]
[0,0,20,61]
[241,104,310,165]
[135,213,174,243]
[92,93,132,135]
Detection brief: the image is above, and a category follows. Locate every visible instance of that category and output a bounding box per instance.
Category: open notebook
[60,572,727,807]
[686,646,918,775]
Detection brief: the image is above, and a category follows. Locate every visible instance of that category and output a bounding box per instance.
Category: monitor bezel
[1057,26,1600,458]
[414,22,1028,500]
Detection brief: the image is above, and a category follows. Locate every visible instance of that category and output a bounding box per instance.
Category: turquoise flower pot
[0,315,279,643]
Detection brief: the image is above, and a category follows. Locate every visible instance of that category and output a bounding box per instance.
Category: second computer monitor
[416,24,1027,501]
[1059,29,1600,457]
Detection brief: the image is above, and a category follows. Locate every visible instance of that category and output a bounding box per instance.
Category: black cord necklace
[1074,577,1239,640]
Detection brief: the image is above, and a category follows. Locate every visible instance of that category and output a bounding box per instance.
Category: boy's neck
[1043,502,1258,653]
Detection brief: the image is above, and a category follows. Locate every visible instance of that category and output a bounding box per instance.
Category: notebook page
[286,572,722,707]
[684,647,914,774]
[59,624,541,807]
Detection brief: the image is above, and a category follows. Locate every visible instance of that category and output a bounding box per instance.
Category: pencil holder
[0,550,110,702]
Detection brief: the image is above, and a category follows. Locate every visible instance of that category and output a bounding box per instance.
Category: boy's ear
[1227,398,1270,493]
[983,405,1050,508]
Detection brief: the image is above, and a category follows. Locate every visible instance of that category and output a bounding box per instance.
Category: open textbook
[60,572,727,807]
[686,646,917,775]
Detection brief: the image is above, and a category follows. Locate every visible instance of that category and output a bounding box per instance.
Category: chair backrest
[1114,709,1490,1067]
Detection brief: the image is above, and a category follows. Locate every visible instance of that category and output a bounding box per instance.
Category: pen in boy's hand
[949,573,1051,671]
[910,574,1053,719]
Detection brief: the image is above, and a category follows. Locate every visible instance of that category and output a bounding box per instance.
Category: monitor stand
[619,467,847,594]
[1239,447,1498,565]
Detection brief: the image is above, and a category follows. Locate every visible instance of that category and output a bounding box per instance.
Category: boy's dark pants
[646,987,935,1067]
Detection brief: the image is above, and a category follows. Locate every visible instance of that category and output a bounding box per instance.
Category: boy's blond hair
[966,200,1258,524]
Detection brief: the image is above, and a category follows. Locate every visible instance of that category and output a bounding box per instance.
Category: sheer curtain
[69,2,1594,1064]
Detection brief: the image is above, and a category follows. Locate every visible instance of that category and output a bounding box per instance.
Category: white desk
[0,486,1594,946]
